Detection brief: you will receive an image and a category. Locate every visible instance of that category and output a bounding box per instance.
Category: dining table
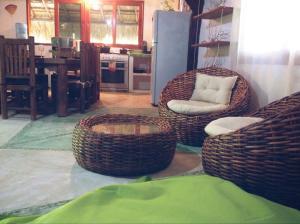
[35,57,80,117]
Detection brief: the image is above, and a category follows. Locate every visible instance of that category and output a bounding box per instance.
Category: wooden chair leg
[0,85,8,119]
[92,82,98,103]
[51,74,57,109]
[15,91,23,107]
[42,86,49,113]
[30,88,37,121]
[96,82,100,101]
[80,85,86,113]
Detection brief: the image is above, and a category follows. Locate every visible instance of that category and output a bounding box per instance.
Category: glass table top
[91,123,160,135]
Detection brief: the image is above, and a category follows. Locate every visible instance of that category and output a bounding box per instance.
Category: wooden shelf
[192,41,230,48]
[193,6,233,20]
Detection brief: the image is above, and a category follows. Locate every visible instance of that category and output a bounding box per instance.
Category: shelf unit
[193,6,233,20]
[192,40,230,48]
[129,55,151,93]
[192,6,233,48]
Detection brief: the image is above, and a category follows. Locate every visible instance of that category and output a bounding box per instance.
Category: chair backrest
[91,44,100,83]
[196,67,250,108]
[0,36,35,85]
[80,42,99,83]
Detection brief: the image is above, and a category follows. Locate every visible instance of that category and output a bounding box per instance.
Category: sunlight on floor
[99,92,154,109]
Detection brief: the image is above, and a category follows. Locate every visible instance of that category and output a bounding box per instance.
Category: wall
[143,0,179,48]
[0,0,27,38]
[235,0,300,108]
[143,0,161,47]
[197,0,299,108]
[196,0,237,69]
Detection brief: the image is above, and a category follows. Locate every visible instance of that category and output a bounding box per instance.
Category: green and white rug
[0,107,159,151]
[0,106,202,215]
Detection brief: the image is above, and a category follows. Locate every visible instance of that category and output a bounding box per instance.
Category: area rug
[0,107,159,151]
[0,106,203,216]
[1,106,201,154]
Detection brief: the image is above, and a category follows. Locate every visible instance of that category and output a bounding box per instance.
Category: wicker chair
[202,91,300,210]
[158,67,250,146]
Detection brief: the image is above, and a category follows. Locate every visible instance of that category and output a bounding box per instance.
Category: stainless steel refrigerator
[151,10,191,105]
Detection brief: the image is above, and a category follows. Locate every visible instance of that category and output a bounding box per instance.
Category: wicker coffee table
[72,114,176,176]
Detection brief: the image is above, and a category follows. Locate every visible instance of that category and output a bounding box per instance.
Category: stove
[99,53,129,91]
[100,53,129,61]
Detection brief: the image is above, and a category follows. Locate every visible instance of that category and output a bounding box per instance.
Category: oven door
[100,61,129,91]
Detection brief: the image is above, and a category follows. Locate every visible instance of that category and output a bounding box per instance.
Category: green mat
[0,107,201,153]
[0,107,158,151]
[1,175,299,224]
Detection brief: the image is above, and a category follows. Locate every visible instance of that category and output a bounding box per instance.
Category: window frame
[55,0,87,42]
[26,0,144,48]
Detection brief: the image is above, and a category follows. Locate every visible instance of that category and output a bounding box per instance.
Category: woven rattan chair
[158,67,250,146]
[202,91,300,209]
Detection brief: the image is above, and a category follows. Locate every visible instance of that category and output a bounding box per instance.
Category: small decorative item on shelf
[207,0,226,11]
[100,45,110,53]
[5,4,17,15]
[160,0,175,11]
[15,23,28,39]
[142,41,148,53]
[208,27,230,42]
[120,48,128,54]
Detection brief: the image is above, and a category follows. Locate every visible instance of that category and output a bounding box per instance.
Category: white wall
[197,0,300,108]
[235,0,300,108]
[0,0,27,38]
[143,0,161,47]
[197,0,237,69]
[143,0,179,48]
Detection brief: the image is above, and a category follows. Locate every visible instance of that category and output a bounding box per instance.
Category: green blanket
[1,175,299,224]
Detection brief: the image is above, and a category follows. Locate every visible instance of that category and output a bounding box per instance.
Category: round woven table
[72,114,176,176]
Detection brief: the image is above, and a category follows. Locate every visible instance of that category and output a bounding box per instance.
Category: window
[238,0,300,65]
[27,0,143,47]
[90,3,114,44]
[116,5,140,45]
[58,2,82,40]
[90,1,143,47]
[28,0,55,43]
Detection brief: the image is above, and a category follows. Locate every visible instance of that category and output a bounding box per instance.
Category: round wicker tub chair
[202,91,300,210]
[158,67,250,146]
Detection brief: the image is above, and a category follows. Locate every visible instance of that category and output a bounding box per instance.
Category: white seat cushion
[167,100,228,115]
[205,117,264,137]
[190,73,238,105]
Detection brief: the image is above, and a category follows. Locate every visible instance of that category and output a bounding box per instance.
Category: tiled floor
[0,118,30,146]
[0,149,130,213]
[0,92,202,213]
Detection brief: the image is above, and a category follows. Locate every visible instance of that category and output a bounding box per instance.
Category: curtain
[236,0,300,108]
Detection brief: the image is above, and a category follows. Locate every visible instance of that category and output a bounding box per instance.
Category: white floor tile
[0,149,131,213]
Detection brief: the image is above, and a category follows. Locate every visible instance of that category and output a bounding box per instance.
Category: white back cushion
[190,73,238,105]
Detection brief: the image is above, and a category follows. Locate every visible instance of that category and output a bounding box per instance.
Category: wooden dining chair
[68,42,100,113]
[0,36,48,120]
[51,42,100,113]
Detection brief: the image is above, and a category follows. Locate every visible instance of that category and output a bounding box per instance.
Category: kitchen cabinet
[129,54,151,92]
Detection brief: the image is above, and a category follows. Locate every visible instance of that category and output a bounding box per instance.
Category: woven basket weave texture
[203,91,300,210]
[72,114,176,176]
[159,67,250,146]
